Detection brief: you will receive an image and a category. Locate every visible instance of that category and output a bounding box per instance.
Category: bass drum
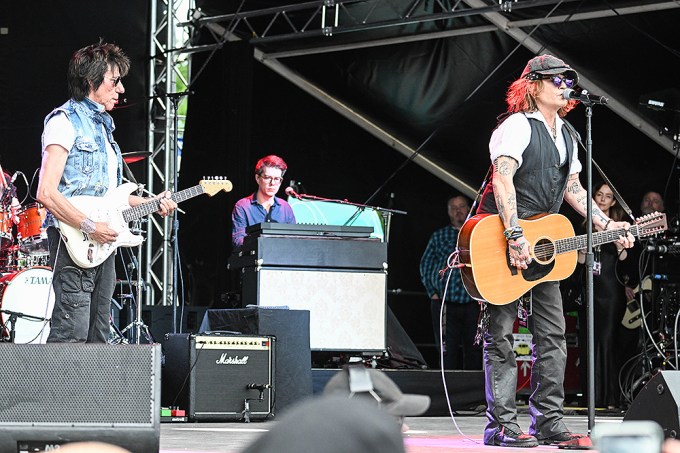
[0,267,55,343]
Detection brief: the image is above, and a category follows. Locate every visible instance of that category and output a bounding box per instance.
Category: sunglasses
[542,74,575,89]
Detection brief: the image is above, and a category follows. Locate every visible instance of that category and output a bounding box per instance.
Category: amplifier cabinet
[243,267,387,352]
[162,334,275,421]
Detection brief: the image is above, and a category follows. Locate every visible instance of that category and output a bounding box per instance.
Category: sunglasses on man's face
[542,74,575,89]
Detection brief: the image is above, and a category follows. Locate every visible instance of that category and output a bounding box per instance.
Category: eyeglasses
[259,175,283,184]
[543,75,575,89]
[109,76,122,87]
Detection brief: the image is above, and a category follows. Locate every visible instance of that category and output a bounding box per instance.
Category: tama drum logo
[216,354,249,365]
[24,275,52,285]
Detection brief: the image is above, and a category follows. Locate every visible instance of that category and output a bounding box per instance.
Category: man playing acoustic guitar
[474,55,635,447]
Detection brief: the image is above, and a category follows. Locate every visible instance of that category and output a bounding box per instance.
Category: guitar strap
[467,165,493,223]
[561,120,636,222]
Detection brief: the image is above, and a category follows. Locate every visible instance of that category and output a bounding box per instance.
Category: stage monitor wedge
[0,343,160,453]
[624,370,680,438]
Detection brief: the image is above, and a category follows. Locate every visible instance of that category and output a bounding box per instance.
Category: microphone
[562,88,609,104]
[10,172,18,183]
[563,89,608,105]
[246,383,272,390]
[284,186,302,200]
[646,243,680,255]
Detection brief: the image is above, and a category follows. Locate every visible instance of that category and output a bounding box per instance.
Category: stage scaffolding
[145,0,193,308]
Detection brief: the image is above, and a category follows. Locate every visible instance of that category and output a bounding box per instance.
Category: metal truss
[147,0,193,307]
[168,0,678,200]
[178,0,678,170]
[182,0,603,49]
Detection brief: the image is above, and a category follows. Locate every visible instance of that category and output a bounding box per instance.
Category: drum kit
[0,202,55,344]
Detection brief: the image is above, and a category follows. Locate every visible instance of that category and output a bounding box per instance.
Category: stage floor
[159,409,624,452]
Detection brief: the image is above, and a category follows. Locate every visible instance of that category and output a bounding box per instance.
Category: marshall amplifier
[162,333,275,421]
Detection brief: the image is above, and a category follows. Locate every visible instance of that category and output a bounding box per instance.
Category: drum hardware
[108,298,129,345]
[119,162,154,345]
[117,219,153,345]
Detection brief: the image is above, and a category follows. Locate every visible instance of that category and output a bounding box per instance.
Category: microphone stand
[0,310,49,343]
[120,160,150,344]
[166,91,192,334]
[582,101,596,432]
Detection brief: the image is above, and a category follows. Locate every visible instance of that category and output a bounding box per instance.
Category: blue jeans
[46,227,115,343]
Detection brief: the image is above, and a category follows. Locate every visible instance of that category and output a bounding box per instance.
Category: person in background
[576,182,630,410]
[640,190,664,216]
[419,195,482,370]
[37,41,176,343]
[231,155,296,247]
[624,189,667,304]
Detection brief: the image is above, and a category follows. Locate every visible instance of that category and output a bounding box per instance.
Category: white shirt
[489,111,582,174]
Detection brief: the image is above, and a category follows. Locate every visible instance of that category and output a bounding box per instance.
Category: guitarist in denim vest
[476,55,634,447]
[37,42,177,343]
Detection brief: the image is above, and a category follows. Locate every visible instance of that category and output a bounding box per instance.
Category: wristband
[503,226,524,241]
[603,219,612,231]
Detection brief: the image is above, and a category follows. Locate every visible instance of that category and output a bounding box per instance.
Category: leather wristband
[79,218,96,234]
[503,226,524,241]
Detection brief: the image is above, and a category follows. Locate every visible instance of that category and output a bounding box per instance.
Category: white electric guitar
[57,178,233,268]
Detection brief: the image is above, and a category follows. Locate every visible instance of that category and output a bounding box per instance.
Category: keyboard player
[231,155,297,248]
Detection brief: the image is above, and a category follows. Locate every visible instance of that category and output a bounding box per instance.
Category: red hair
[505,78,578,117]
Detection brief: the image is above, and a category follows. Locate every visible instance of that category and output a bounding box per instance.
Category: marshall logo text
[216,354,249,365]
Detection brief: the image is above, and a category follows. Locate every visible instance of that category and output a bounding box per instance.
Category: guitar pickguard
[522,260,554,282]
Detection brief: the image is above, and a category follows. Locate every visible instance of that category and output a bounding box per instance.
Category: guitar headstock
[200,177,233,196]
[636,211,668,238]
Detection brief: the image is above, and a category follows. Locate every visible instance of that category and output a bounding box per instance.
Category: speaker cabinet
[162,333,275,421]
[242,267,386,351]
[199,308,312,413]
[625,370,680,438]
[0,344,160,453]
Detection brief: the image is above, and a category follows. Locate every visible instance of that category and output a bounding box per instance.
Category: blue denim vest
[43,97,123,198]
[42,98,123,227]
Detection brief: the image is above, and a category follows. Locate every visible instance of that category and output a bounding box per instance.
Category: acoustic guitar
[456,212,667,305]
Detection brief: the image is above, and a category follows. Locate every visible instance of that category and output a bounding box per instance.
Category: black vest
[478,114,574,219]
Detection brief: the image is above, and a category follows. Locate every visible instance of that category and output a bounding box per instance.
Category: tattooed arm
[492,156,531,268]
[563,173,635,248]
[492,156,520,229]
[563,174,609,230]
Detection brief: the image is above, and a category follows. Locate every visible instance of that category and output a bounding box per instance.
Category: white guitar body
[58,183,144,268]
[55,178,233,269]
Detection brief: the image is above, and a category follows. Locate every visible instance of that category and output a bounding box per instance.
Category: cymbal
[122,151,151,163]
